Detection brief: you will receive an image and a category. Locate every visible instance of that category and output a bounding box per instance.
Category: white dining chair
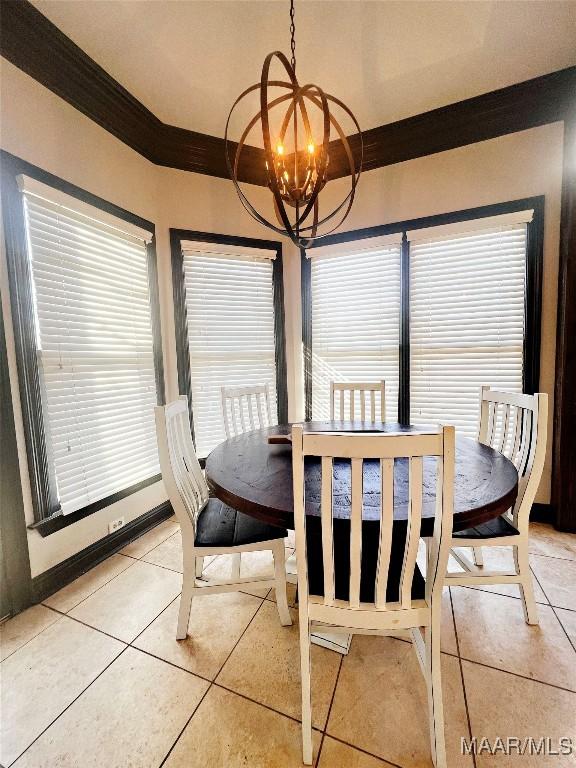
[221,384,274,438]
[445,387,548,625]
[292,424,455,766]
[221,383,278,578]
[330,380,386,421]
[155,396,291,640]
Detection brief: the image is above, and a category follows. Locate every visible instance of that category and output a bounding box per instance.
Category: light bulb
[276,143,284,156]
[307,142,315,155]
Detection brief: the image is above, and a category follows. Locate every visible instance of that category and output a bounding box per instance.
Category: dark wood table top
[205,422,518,536]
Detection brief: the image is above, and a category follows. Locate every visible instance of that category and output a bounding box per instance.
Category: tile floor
[1,519,575,767]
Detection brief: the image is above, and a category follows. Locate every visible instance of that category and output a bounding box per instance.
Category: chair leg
[425,594,447,768]
[195,556,204,578]
[514,541,539,625]
[472,546,484,566]
[177,553,196,640]
[272,540,292,626]
[299,610,313,765]
[231,552,241,580]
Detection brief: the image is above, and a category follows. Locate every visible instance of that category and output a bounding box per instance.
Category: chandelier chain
[289,0,296,71]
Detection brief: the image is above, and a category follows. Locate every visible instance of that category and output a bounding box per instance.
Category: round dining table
[206,421,518,654]
[205,421,519,537]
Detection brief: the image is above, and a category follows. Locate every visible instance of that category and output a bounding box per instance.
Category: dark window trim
[399,232,410,424]
[300,249,312,421]
[170,228,288,451]
[302,196,544,420]
[1,150,165,537]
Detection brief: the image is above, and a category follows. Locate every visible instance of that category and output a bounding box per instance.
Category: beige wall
[0,60,563,575]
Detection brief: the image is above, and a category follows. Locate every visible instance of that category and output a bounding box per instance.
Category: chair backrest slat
[477,387,548,532]
[155,397,209,540]
[321,456,335,605]
[375,458,394,609]
[400,456,424,609]
[292,425,455,623]
[330,381,386,422]
[221,384,274,438]
[349,457,364,609]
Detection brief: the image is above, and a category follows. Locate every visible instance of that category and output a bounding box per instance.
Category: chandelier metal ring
[225,48,363,248]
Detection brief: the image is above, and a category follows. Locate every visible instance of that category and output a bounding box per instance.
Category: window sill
[28,474,162,537]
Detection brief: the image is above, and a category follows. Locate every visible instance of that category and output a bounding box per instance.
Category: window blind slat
[182,245,278,458]
[23,192,159,515]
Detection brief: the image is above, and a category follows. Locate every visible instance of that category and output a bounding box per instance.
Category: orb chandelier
[225,0,363,249]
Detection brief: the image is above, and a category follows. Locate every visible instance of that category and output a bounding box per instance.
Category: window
[309,237,401,421]
[173,233,287,458]
[12,174,163,523]
[304,201,542,433]
[410,224,527,435]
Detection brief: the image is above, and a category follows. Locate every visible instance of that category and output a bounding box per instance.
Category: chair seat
[194,498,288,548]
[452,514,519,540]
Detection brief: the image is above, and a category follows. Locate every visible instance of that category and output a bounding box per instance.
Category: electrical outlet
[108,517,125,534]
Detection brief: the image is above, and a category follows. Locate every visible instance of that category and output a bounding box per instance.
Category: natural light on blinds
[20,178,159,515]
[310,241,401,421]
[182,243,278,458]
[410,224,527,436]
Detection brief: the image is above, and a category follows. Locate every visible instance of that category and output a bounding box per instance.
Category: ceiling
[31,0,576,139]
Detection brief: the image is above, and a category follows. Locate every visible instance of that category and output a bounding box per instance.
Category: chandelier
[225,0,362,249]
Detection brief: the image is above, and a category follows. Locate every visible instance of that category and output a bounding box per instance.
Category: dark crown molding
[327,67,576,179]
[2,1,576,186]
[0,0,266,185]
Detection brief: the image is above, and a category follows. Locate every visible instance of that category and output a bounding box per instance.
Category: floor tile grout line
[449,586,478,768]
[323,734,405,768]
[41,556,141,616]
[0,606,63,665]
[460,583,550,608]
[157,596,269,767]
[529,560,555,609]
[130,592,183,645]
[529,551,576,564]
[5,645,129,768]
[127,644,212,686]
[129,591,264,684]
[157,682,213,768]
[46,556,185,622]
[458,655,576,694]
[550,605,576,654]
[315,732,326,767]
[34,605,131,645]
[323,653,344,732]
[212,680,327,730]
[213,595,271,683]
[119,521,180,559]
[316,651,345,766]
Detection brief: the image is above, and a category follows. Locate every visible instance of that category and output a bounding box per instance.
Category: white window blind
[310,240,401,420]
[182,242,278,458]
[410,224,527,436]
[19,176,160,515]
